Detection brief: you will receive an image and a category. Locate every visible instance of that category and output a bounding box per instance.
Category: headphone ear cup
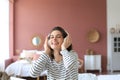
[48,40,51,47]
[47,34,50,39]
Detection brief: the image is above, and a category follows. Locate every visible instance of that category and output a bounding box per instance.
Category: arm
[61,50,78,79]
[29,52,50,77]
[30,35,53,77]
[60,50,78,69]
[61,32,78,69]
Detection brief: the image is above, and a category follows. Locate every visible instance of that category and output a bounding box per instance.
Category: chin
[51,47,60,50]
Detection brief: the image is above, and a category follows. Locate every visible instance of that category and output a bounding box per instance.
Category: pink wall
[9,0,107,71]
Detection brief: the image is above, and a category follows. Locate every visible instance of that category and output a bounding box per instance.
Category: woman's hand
[61,32,72,50]
[44,36,51,55]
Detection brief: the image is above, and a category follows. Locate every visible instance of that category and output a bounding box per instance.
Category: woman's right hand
[44,36,51,55]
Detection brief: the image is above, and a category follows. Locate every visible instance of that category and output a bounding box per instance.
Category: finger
[45,34,50,42]
[45,36,48,43]
[65,30,69,36]
[66,34,72,43]
[65,30,71,40]
[64,30,72,44]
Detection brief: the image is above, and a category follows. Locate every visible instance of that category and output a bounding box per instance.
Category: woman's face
[49,30,64,50]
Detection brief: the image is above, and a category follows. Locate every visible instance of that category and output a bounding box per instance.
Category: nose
[53,37,57,40]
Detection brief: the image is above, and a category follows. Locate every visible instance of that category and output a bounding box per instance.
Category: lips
[52,42,59,45]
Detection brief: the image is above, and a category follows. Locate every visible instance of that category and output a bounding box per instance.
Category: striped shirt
[29,50,78,80]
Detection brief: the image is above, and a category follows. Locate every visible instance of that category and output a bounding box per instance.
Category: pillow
[32,51,43,60]
[22,50,37,54]
[20,50,37,59]
[32,53,40,60]
[20,52,26,58]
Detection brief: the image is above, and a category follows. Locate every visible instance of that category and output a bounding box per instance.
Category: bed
[5,59,47,77]
[5,50,47,80]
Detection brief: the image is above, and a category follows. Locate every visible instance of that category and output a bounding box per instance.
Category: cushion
[32,53,40,60]
[20,50,37,59]
[19,50,41,61]
[32,51,44,60]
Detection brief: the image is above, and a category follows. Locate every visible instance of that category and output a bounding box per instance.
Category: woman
[29,26,79,80]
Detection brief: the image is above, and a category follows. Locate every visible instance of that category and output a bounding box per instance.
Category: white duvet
[5,60,47,77]
[78,73,120,80]
[78,73,97,80]
[97,74,120,80]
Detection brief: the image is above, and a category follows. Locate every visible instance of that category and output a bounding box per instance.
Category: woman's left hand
[61,32,72,50]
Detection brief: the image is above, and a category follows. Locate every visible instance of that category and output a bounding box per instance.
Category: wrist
[61,47,66,51]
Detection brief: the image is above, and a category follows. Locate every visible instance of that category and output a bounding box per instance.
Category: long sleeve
[29,50,79,80]
[60,49,79,79]
[60,49,78,69]
[29,52,50,77]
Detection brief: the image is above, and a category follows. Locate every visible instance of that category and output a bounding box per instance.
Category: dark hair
[49,26,72,59]
[51,26,67,38]
[50,26,72,51]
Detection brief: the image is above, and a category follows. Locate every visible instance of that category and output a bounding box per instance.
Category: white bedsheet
[78,73,120,80]
[97,74,120,80]
[78,73,97,80]
[5,60,47,77]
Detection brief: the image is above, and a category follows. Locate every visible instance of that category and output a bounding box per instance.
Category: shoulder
[70,50,77,53]
[69,50,78,58]
[70,50,78,55]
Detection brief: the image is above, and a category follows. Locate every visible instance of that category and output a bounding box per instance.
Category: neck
[53,50,62,63]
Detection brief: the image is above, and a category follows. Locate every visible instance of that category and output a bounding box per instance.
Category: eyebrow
[50,34,62,36]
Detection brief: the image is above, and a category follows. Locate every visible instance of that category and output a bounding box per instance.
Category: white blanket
[5,60,47,77]
[97,74,120,80]
[78,73,97,80]
[78,73,120,80]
